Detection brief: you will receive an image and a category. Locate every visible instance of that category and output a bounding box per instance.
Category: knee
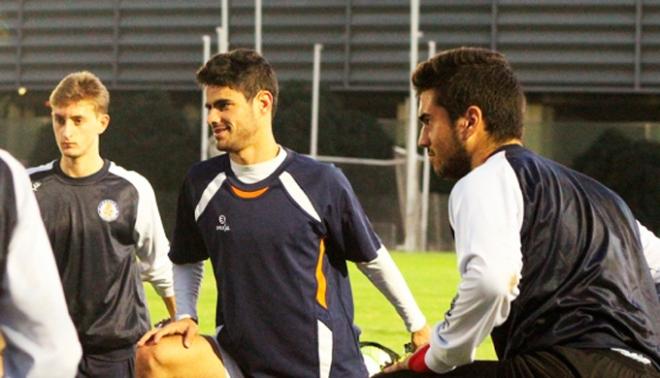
[136,335,226,378]
[136,343,159,378]
[136,336,182,378]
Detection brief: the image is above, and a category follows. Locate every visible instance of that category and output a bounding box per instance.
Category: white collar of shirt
[229,147,287,184]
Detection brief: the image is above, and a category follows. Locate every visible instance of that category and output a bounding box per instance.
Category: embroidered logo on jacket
[97,199,120,222]
[216,214,231,232]
[32,182,41,192]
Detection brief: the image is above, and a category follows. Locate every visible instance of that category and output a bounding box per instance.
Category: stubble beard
[437,132,472,180]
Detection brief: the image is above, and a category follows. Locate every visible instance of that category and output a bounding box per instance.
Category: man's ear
[458,106,483,141]
[254,90,273,115]
[98,113,110,135]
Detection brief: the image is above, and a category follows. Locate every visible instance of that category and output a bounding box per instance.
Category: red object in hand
[408,344,431,373]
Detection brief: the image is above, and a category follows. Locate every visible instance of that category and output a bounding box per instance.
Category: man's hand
[137,318,199,348]
[382,354,411,373]
[411,323,431,351]
[384,326,431,376]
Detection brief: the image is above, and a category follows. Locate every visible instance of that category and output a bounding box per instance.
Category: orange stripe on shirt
[230,185,269,199]
[315,239,328,309]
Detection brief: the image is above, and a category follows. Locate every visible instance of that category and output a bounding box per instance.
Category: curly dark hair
[197,48,279,117]
[412,47,525,142]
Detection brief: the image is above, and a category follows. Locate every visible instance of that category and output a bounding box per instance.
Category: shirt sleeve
[356,246,426,332]
[424,155,524,373]
[132,174,174,298]
[324,168,380,263]
[170,175,209,264]
[638,221,660,284]
[0,152,82,378]
[173,262,205,320]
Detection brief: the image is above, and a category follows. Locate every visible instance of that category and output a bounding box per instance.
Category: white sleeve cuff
[425,329,458,374]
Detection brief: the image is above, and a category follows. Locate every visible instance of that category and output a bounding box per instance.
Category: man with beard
[381,47,660,377]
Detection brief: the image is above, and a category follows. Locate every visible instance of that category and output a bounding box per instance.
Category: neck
[230,126,279,165]
[59,154,104,178]
[471,138,522,169]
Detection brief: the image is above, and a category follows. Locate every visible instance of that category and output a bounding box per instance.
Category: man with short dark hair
[381,47,660,377]
[137,48,430,378]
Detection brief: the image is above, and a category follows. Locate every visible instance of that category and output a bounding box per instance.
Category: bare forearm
[162,296,176,319]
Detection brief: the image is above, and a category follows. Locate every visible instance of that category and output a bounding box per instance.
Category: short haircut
[196,48,279,117]
[412,47,525,141]
[49,71,110,114]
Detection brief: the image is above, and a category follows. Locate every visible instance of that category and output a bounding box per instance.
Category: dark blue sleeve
[324,168,380,263]
[169,175,209,264]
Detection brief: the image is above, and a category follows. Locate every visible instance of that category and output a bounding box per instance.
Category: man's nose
[62,120,75,138]
[418,128,429,147]
[207,109,221,126]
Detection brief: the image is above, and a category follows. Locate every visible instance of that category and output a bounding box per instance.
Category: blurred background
[1,0,659,250]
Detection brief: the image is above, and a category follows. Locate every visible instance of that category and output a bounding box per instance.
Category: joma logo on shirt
[216,214,231,232]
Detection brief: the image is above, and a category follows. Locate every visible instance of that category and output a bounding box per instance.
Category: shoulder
[284,150,346,187]
[495,145,579,186]
[0,150,21,200]
[453,149,518,198]
[500,145,618,200]
[107,161,158,204]
[185,154,230,185]
[0,150,18,178]
[0,150,33,210]
[26,160,56,180]
[108,161,152,188]
[280,152,358,219]
[449,148,524,222]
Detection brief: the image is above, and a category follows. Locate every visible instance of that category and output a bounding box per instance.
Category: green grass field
[144,252,497,361]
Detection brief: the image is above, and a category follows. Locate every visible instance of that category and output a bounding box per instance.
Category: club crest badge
[97,199,120,222]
